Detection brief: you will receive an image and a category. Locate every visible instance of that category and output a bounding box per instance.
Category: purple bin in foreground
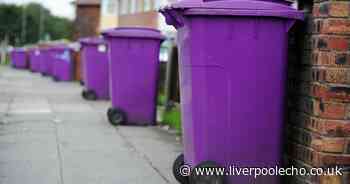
[52,46,74,81]
[28,48,41,72]
[103,27,165,126]
[11,48,27,69]
[79,37,110,100]
[160,0,303,184]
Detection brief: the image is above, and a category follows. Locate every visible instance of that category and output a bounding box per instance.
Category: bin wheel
[80,80,84,86]
[81,90,87,99]
[85,90,97,101]
[190,161,226,184]
[107,107,114,117]
[108,108,127,126]
[53,76,59,82]
[173,154,189,184]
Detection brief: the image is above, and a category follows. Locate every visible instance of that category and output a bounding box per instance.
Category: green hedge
[157,94,166,106]
[162,106,182,134]
[2,56,10,65]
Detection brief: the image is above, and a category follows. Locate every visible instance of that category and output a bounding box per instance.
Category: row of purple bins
[80,28,165,127]
[10,27,165,128]
[9,0,304,183]
[10,45,75,82]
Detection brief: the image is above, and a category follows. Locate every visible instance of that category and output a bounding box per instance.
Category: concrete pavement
[0,66,182,184]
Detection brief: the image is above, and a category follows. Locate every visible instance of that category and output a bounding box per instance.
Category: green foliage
[157,94,166,106]
[0,3,73,46]
[162,107,182,134]
[0,4,22,45]
[46,16,73,41]
[1,59,9,65]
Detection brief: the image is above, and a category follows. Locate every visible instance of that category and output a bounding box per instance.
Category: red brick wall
[73,5,101,40]
[286,1,350,183]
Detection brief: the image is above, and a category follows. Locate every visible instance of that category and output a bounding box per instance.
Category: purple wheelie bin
[39,46,57,76]
[52,46,74,82]
[39,47,51,76]
[28,48,41,72]
[103,27,165,126]
[79,37,110,100]
[10,48,27,69]
[160,1,303,184]
[46,47,58,77]
[9,49,17,68]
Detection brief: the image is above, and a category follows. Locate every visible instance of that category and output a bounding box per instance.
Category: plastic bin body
[161,1,303,183]
[180,18,287,184]
[11,49,27,69]
[46,49,57,76]
[9,51,15,67]
[103,28,164,125]
[27,50,35,71]
[80,38,110,99]
[10,50,17,67]
[39,48,49,75]
[28,49,41,72]
[52,47,74,81]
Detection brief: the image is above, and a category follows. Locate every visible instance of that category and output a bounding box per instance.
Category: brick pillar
[286,0,350,184]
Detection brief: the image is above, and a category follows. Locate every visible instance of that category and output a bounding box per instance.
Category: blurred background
[0,0,176,46]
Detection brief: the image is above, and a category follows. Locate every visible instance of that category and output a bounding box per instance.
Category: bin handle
[160,8,185,29]
[286,20,296,32]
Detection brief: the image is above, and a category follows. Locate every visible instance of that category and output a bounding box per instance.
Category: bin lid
[27,48,39,53]
[177,0,294,6]
[79,37,106,45]
[102,27,165,40]
[39,47,49,51]
[13,48,26,52]
[47,45,72,51]
[27,47,38,51]
[161,0,303,20]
